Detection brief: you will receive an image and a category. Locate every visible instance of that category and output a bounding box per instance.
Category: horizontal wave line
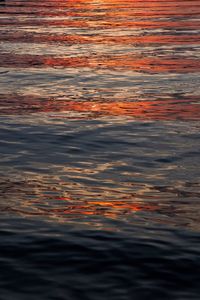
[0,19,200,29]
[0,33,199,45]
[0,53,199,73]
[0,93,199,121]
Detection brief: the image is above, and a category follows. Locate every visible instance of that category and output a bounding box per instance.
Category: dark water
[0,0,200,299]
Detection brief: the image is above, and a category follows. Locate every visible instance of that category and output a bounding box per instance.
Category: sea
[0,0,200,299]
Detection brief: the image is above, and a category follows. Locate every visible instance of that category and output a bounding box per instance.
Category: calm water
[0,0,200,299]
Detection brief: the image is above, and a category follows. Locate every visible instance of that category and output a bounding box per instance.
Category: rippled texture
[0,0,200,299]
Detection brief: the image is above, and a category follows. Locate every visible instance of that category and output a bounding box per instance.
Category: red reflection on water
[0,174,160,220]
[0,94,199,121]
[1,0,200,29]
[62,99,200,121]
[52,198,158,218]
[1,32,199,45]
[0,0,200,224]
[0,53,199,73]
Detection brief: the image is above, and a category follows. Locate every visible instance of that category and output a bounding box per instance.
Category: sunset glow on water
[0,0,200,299]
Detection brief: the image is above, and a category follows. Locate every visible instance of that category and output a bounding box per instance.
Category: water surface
[0,0,200,299]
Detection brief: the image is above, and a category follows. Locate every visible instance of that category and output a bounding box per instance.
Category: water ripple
[0,1,200,298]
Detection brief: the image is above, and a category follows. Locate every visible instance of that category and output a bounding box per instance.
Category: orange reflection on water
[53,198,158,219]
[1,0,200,29]
[0,94,200,121]
[61,99,200,121]
[0,53,199,73]
[0,172,160,221]
[0,0,200,228]
[1,32,199,45]
[1,170,200,226]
